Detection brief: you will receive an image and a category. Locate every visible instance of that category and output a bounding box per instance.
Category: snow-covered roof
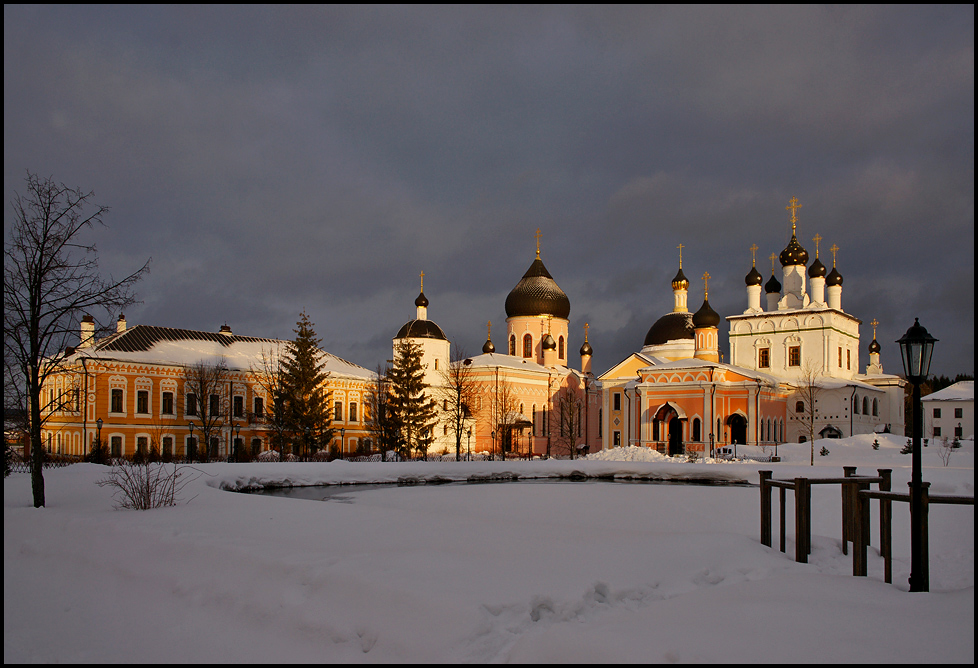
[923,380,974,403]
[66,324,375,380]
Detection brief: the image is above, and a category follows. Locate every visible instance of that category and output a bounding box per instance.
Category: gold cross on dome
[584,322,590,342]
[677,243,684,268]
[487,320,492,340]
[750,244,758,266]
[830,244,839,266]
[871,319,879,338]
[420,270,424,291]
[769,253,778,273]
[787,197,802,232]
[535,228,542,258]
[812,233,822,257]
[702,271,711,297]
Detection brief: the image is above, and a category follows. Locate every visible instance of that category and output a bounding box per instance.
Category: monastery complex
[37,199,906,461]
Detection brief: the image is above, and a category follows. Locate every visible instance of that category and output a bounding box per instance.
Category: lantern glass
[896,318,937,383]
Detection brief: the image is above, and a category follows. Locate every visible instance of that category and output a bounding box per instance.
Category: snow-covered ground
[4,433,974,663]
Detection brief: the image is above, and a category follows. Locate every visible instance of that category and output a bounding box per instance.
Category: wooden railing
[759,467,974,590]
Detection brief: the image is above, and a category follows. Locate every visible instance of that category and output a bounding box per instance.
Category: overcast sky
[4,6,974,379]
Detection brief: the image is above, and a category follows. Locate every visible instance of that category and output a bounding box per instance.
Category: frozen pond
[247,476,754,503]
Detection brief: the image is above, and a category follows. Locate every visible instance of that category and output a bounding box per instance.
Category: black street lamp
[233,422,241,462]
[95,417,104,464]
[188,421,195,461]
[896,317,937,592]
[340,427,346,459]
[466,427,471,461]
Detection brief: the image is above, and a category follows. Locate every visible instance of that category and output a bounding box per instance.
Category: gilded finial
[830,244,839,267]
[787,197,802,234]
[487,320,492,341]
[535,228,542,258]
[769,253,778,273]
[870,319,879,338]
[677,243,684,268]
[584,322,589,342]
[702,271,711,298]
[420,270,424,291]
[812,233,822,258]
[750,244,758,267]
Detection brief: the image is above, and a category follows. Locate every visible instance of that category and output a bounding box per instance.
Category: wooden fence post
[921,482,930,593]
[878,469,892,584]
[842,466,856,555]
[795,477,810,563]
[780,486,786,553]
[853,480,869,576]
[760,471,772,548]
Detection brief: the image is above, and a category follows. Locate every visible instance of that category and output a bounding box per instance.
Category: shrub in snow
[900,440,913,454]
[257,449,280,462]
[96,461,198,510]
[872,438,880,450]
[819,446,830,457]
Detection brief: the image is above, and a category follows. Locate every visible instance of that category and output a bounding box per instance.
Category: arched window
[853,394,860,414]
[863,397,870,415]
[873,398,879,416]
[523,334,533,358]
[558,336,564,359]
[692,418,701,442]
[509,335,516,356]
[532,405,537,436]
[795,401,804,413]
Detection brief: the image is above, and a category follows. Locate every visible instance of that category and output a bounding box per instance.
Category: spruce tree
[388,339,438,460]
[281,312,333,459]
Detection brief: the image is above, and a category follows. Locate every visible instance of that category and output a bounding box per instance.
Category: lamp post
[897,317,937,593]
[467,427,471,461]
[233,422,241,462]
[95,418,104,464]
[340,427,346,458]
[491,430,495,461]
[188,421,195,462]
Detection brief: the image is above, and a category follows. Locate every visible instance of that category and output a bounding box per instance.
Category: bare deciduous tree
[365,363,399,460]
[484,371,519,460]
[250,345,291,457]
[183,358,229,461]
[440,344,477,461]
[789,360,823,466]
[4,172,149,506]
[550,386,584,459]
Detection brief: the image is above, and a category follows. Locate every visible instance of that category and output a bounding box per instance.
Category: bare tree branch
[4,172,150,506]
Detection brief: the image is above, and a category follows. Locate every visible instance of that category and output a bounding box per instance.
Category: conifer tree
[388,339,438,460]
[281,312,333,458]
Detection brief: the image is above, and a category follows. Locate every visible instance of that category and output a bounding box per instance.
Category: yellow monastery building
[38,315,376,459]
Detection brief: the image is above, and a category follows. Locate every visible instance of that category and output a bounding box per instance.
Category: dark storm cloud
[4,5,973,377]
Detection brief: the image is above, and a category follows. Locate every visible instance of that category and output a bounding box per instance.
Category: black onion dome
[415,291,429,307]
[826,266,843,286]
[692,299,720,329]
[644,312,694,347]
[395,319,447,340]
[672,267,689,290]
[808,257,826,278]
[779,234,809,267]
[765,273,782,294]
[745,266,763,286]
[541,333,556,350]
[869,338,881,354]
[505,258,571,319]
[580,340,593,356]
[482,338,495,354]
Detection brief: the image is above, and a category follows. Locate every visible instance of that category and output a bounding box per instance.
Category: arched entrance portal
[654,403,686,456]
[668,417,684,456]
[727,413,747,446]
